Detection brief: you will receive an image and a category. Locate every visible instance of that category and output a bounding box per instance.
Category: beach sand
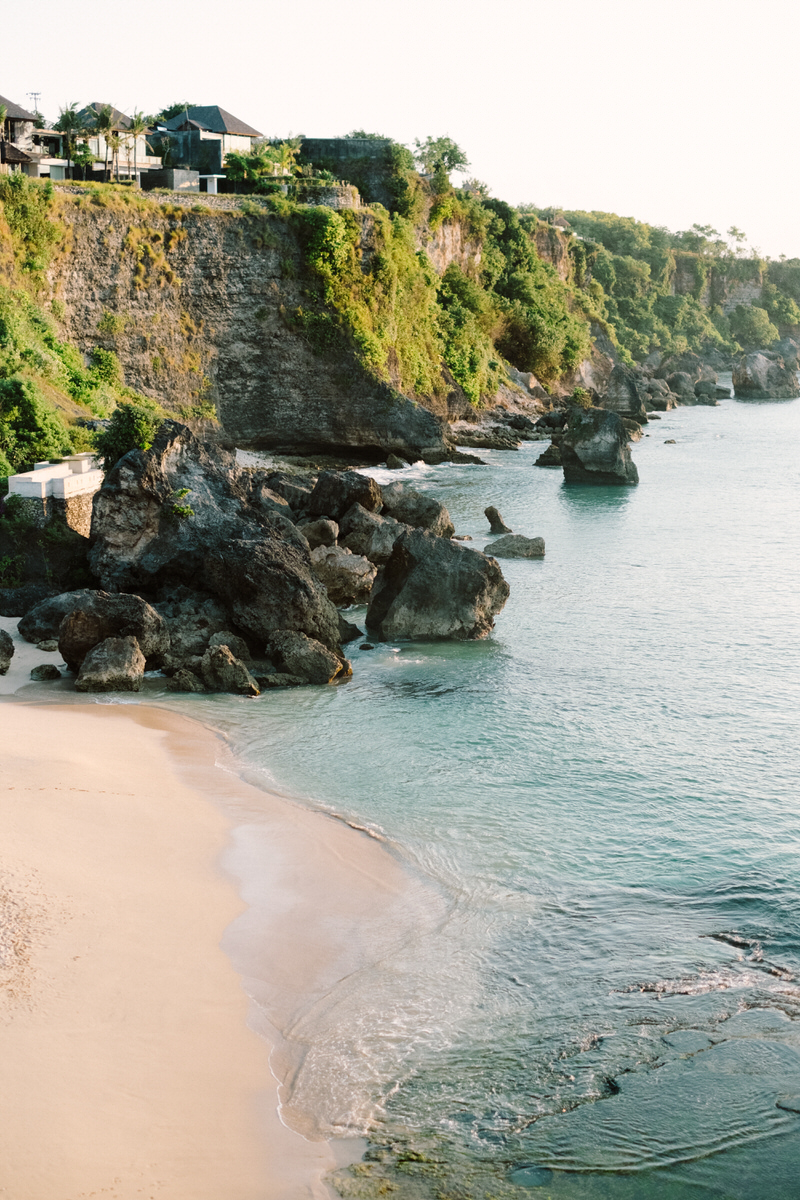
[0,631,416,1200]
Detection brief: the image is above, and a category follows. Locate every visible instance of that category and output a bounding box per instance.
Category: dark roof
[78,103,131,131]
[0,94,37,121]
[1,142,31,163]
[164,105,261,137]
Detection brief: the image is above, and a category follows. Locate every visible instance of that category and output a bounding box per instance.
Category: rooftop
[0,93,38,121]
[164,105,261,138]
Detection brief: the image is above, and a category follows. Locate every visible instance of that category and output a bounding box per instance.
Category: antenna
[27,91,42,115]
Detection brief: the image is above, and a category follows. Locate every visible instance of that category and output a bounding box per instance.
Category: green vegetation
[728,304,779,348]
[96,401,163,471]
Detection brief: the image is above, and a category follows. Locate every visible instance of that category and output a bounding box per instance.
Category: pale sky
[5,0,798,259]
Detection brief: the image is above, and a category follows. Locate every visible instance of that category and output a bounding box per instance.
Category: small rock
[452,534,473,541]
[298,518,339,550]
[485,506,512,534]
[338,615,363,644]
[268,629,351,685]
[310,544,377,606]
[37,639,59,653]
[200,644,260,695]
[208,630,252,663]
[0,628,13,675]
[485,534,545,559]
[646,412,662,419]
[75,636,146,693]
[31,663,61,681]
[385,453,405,470]
[534,443,562,467]
[665,439,676,444]
[360,643,375,651]
[166,668,206,693]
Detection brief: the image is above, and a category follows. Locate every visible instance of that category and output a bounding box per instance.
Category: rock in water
[385,453,405,470]
[166,668,206,693]
[485,506,512,534]
[30,664,61,681]
[208,630,252,662]
[267,630,351,685]
[56,594,170,671]
[309,544,377,606]
[366,528,509,641]
[380,482,455,538]
[0,628,14,674]
[485,534,545,559]
[733,353,799,399]
[339,503,408,566]
[308,471,382,521]
[534,443,562,467]
[560,407,639,485]
[200,645,260,695]
[603,363,648,420]
[75,636,146,692]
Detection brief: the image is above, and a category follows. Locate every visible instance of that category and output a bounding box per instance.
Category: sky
[5,0,799,259]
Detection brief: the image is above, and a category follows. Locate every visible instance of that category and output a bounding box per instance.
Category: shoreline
[0,627,429,1196]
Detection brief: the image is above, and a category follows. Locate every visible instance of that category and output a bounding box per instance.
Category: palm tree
[125,110,149,186]
[92,104,114,182]
[55,103,84,179]
[107,131,122,183]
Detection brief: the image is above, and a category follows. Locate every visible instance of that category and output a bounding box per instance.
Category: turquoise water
[165,389,800,1195]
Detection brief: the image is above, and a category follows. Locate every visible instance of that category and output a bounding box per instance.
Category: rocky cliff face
[48,198,447,459]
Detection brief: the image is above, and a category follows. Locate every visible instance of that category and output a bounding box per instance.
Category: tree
[153,102,195,124]
[125,110,149,185]
[107,131,122,183]
[413,136,470,178]
[55,102,85,179]
[92,104,114,181]
[727,226,747,256]
[96,403,162,471]
[71,141,96,180]
[729,304,779,348]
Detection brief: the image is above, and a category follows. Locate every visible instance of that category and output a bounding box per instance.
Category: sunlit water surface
[152,387,800,1196]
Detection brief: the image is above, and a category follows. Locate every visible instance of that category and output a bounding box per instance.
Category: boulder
[385,453,405,470]
[560,407,639,485]
[622,419,644,440]
[366,528,509,641]
[535,411,568,431]
[166,668,206,693]
[200,645,260,696]
[656,351,704,382]
[339,503,407,565]
[37,639,59,652]
[0,628,13,674]
[52,592,169,671]
[694,378,719,406]
[208,630,252,662]
[18,589,104,644]
[259,470,316,513]
[298,518,338,549]
[534,443,562,467]
[267,630,352,685]
[774,337,800,370]
[75,636,146,693]
[0,584,56,618]
[485,534,545,558]
[380,482,455,538]
[308,470,382,522]
[603,364,647,420]
[309,544,377,606]
[154,589,231,661]
[485,507,512,534]
[30,663,60,681]
[733,353,799,399]
[666,372,697,403]
[338,614,363,644]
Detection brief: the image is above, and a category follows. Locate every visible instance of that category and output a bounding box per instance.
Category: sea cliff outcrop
[732,352,799,399]
[560,407,639,485]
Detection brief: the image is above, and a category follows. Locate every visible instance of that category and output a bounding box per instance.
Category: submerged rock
[560,407,639,485]
[534,442,562,467]
[366,528,509,641]
[485,534,545,559]
[75,635,145,693]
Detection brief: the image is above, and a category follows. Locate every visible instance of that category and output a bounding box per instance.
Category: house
[150,105,262,189]
[76,103,161,183]
[0,93,68,179]
[7,454,103,537]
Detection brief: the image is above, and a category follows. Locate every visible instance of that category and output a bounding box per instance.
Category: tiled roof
[1,142,31,163]
[165,105,261,137]
[78,103,131,131]
[0,94,37,121]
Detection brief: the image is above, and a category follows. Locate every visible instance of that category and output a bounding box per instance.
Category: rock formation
[485,534,545,558]
[560,407,639,485]
[379,482,455,538]
[733,353,799,400]
[485,507,512,534]
[75,636,146,692]
[0,628,13,674]
[366,529,509,641]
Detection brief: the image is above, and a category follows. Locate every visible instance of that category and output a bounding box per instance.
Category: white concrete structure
[199,174,226,194]
[8,454,103,499]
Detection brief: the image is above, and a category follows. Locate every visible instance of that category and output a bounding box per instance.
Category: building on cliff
[0,94,68,179]
[149,105,262,191]
[76,103,163,184]
[7,454,103,537]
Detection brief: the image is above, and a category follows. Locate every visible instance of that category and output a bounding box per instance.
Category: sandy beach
[0,625,416,1198]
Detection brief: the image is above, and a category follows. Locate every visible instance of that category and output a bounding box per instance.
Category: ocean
[150,381,800,1196]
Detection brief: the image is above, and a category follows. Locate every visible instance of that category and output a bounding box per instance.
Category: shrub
[0,377,72,470]
[729,304,779,349]
[96,402,163,471]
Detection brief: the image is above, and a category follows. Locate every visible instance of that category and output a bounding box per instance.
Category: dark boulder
[55,592,169,671]
[485,507,512,534]
[259,470,316,513]
[694,378,719,406]
[199,644,260,696]
[154,589,231,662]
[0,584,56,618]
[166,668,206,693]
[534,443,562,467]
[733,353,799,399]
[308,470,382,522]
[208,630,252,662]
[18,589,102,644]
[603,363,647,420]
[366,528,509,641]
[380,482,455,538]
[339,503,407,565]
[385,453,405,470]
[75,636,146,693]
[0,628,13,674]
[267,630,352,685]
[30,663,61,681]
[560,407,639,485]
[666,372,697,403]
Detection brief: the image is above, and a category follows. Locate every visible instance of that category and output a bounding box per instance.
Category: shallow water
[156,388,800,1195]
